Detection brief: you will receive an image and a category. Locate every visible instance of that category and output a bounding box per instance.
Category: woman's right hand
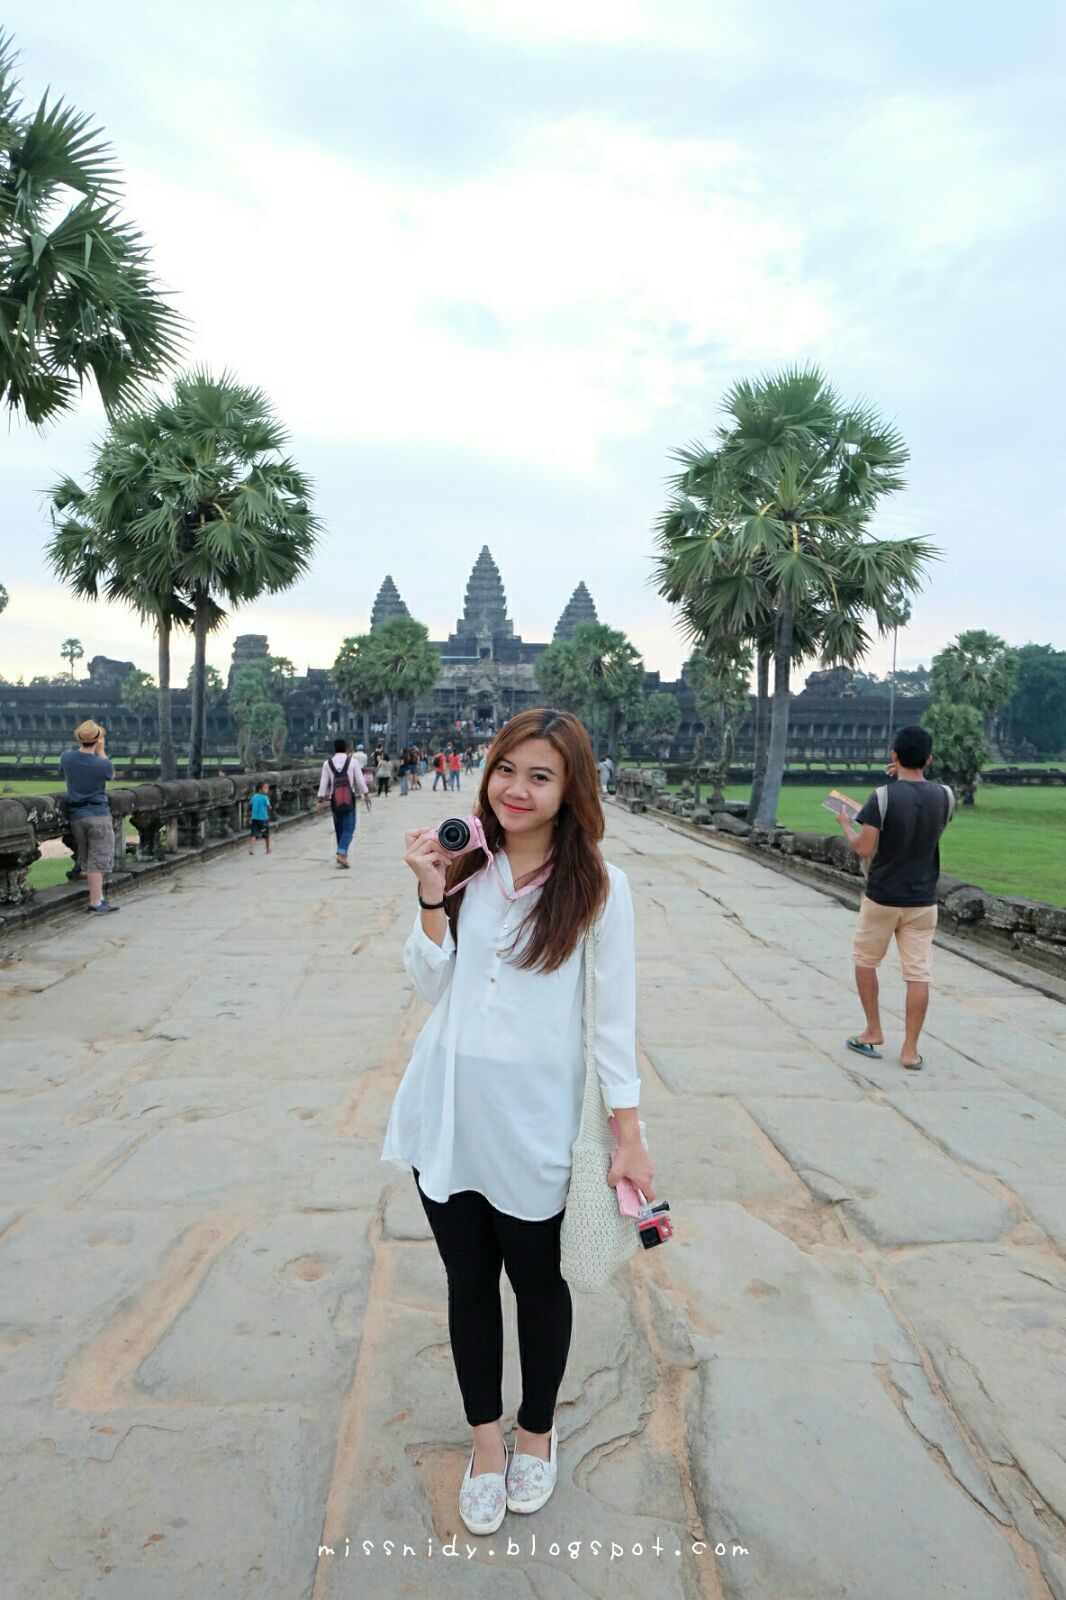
[404,828,449,902]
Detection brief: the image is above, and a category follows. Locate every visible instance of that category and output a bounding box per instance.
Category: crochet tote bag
[560,926,648,1293]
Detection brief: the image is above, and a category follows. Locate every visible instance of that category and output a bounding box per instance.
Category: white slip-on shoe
[459,1439,509,1536]
[506,1423,557,1514]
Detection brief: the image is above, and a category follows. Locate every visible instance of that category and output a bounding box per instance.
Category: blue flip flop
[845,1037,883,1059]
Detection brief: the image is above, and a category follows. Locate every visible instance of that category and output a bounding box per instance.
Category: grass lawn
[665,783,1066,909]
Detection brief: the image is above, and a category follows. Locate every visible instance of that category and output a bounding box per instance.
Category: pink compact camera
[433,815,487,856]
[611,1117,672,1250]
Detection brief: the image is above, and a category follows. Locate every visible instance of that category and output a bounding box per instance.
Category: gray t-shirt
[60,748,114,817]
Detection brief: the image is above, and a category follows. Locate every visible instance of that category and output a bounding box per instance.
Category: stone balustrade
[615,766,1066,982]
[0,766,322,928]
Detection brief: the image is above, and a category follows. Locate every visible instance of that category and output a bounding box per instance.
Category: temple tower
[371,575,410,632]
[553,581,599,641]
[454,546,514,641]
[228,634,270,689]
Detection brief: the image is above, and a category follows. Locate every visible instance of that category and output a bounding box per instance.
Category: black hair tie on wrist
[418,892,446,911]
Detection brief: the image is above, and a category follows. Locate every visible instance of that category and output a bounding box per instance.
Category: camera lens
[437,817,471,853]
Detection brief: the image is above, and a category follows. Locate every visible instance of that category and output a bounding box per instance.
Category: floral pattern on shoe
[459,1446,508,1534]
[506,1424,557,1510]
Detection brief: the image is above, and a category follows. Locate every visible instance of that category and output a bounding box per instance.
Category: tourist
[60,719,118,914]
[376,751,394,797]
[410,745,423,789]
[838,725,956,1071]
[432,750,446,791]
[382,708,653,1535]
[316,738,370,868]
[448,749,462,790]
[353,743,368,772]
[597,756,611,796]
[248,780,272,856]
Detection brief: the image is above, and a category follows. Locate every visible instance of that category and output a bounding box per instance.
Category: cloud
[416,0,752,52]
[118,111,835,479]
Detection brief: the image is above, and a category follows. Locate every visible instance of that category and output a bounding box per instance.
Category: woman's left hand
[608,1140,655,1202]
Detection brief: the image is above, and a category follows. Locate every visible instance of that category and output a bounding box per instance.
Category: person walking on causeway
[380,708,654,1536]
[316,738,370,869]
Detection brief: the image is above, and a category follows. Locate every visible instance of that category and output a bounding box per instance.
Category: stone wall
[0,765,321,934]
[615,767,1066,982]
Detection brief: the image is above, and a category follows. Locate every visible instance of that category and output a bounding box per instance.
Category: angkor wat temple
[0,547,928,760]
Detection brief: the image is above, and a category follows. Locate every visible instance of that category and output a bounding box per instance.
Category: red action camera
[636,1200,673,1249]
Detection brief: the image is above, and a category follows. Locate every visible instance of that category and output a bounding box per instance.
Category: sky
[2,0,1064,689]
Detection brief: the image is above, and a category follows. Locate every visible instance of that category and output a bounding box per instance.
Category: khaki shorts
[71,815,115,875]
[852,896,937,983]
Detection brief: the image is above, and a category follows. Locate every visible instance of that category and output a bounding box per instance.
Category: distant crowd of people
[349,741,491,797]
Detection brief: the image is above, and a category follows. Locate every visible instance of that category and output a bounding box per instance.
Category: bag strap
[876,784,889,827]
[578,926,613,1139]
[942,783,956,824]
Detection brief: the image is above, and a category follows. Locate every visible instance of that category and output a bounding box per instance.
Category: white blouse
[380,852,640,1220]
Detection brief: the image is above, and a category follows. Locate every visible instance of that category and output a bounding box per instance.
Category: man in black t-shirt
[837,725,955,1072]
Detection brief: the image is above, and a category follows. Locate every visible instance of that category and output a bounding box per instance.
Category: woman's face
[486,738,565,837]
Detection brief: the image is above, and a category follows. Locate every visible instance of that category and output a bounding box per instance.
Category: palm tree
[536,622,644,759]
[0,582,8,616]
[638,691,681,757]
[930,630,1019,755]
[121,667,156,756]
[884,590,912,757]
[655,366,936,829]
[60,637,83,678]
[47,474,193,780]
[50,370,320,778]
[364,616,441,749]
[686,643,753,803]
[0,31,183,425]
[332,635,384,748]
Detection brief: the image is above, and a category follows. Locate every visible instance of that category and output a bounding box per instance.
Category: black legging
[413,1169,573,1433]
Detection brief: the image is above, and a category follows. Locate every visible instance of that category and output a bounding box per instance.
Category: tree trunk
[607,707,620,764]
[187,587,210,779]
[747,647,770,822]
[755,601,793,830]
[157,622,177,782]
[712,706,733,803]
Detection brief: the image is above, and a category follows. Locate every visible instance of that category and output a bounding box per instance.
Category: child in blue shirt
[249,782,272,855]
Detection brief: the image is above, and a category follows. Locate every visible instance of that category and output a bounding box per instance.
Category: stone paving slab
[882,1088,1066,1249]
[2,791,1065,1599]
[689,1358,1032,1600]
[742,1097,1019,1245]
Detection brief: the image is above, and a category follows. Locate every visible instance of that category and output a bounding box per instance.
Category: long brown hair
[443,708,609,973]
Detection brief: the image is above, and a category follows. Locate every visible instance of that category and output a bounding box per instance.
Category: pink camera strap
[442,817,554,902]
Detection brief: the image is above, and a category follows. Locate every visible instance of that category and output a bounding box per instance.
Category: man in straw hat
[60,720,120,914]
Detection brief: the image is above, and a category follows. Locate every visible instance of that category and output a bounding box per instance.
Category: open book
[821,789,862,823]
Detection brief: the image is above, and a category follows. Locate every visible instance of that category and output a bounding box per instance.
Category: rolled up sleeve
[403,912,456,1006]
[592,869,641,1108]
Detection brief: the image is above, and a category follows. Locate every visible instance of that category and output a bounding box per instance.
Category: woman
[381,708,654,1536]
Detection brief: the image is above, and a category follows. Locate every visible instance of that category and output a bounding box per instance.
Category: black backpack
[330,755,354,813]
